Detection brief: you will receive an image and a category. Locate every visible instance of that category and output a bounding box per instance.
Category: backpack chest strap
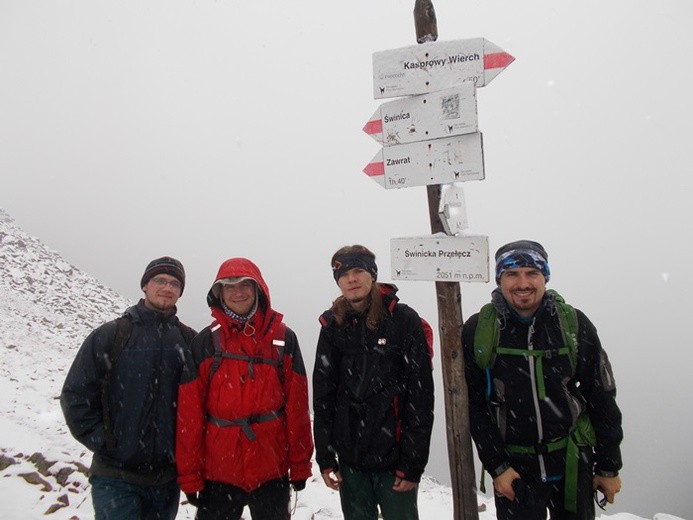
[209,324,285,381]
[214,351,281,379]
[496,346,571,400]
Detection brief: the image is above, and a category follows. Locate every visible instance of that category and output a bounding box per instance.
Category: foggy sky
[1,1,691,516]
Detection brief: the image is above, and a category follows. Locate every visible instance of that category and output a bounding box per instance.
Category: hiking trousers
[494,447,596,520]
[195,477,290,520]
[339,463,419,520]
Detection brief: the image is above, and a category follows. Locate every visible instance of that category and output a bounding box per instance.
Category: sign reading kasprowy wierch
[391,234,489,282]
[363,83,477,146]
[373,37,514,99]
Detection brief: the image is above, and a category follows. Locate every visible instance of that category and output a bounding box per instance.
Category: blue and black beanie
[494,240,550,284]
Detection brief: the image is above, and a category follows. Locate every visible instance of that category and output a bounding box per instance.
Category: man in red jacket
[176,257,313,519]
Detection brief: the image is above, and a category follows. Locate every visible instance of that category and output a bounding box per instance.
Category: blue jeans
[90,475,180,520]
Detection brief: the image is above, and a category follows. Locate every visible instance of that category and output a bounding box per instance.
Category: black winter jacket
[462,289,623,480]
[312,284,434,483]
[61,300,194,484]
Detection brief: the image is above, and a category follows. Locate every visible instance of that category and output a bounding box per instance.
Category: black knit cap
[140,256,186,294]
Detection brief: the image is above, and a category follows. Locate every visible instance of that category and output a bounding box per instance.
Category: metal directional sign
[363,132,484,189]
[391,234,489,282]
[363,83,477,146]
[438,183,468,235]
[373,37,514,99]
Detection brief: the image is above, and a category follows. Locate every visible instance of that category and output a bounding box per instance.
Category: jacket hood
[206,257,271,310]
[378,282,400,312]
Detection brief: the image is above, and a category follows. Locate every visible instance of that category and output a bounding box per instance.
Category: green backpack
[471,289,595,512]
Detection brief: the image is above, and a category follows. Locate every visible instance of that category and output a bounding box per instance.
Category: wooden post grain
[414,2,480,518]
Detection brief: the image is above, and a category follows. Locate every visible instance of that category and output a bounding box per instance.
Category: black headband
[332,253,378,282]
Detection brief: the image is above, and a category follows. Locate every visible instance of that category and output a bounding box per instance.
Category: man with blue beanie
[462,240,623,519]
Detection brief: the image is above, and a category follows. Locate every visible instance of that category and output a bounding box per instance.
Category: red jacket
[176,258,313,493]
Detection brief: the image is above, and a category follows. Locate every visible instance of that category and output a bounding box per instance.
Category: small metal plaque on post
[438,183,468,235]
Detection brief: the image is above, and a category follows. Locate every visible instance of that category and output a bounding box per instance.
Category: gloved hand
[290,479,306,492]
[185,492,201,507]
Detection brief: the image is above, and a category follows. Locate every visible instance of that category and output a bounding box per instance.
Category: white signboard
[373,38,514,99]
[391,235,489,282]
[363,83,478,146]
[363,132,484,189]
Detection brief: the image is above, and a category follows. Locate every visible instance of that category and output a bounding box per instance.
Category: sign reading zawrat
[363,132,484,189]
[373,37,514,99]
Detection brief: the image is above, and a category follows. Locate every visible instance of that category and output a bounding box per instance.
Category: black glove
[290,479,306,492]
[511,479,535,510]
[185,492,201,507]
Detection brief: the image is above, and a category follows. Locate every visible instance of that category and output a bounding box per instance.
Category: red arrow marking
[363,119,383,136]
[363,162,384,177]
[484,52,514,70]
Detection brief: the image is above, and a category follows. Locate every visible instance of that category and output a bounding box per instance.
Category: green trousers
[339,463,419,520]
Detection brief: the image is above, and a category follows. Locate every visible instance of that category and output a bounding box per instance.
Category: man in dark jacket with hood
[463,240,623,519]
[313,245,434,520]
[176,257,313,520]
[61,256,196,520]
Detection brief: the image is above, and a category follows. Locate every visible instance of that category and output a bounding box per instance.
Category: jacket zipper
[527,319,548,481]
[353,317,370,401]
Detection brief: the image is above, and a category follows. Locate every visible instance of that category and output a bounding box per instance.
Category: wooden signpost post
[361,2,515,518]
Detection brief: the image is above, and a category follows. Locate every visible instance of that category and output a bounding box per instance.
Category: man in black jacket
[463,240,623,519]
[313,245,434,520]
[61,256,196,520]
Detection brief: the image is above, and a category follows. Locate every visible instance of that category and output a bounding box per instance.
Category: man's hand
[493,467,521,500]
[321,470,342,490]
[392,476,417,492]
[593,474,622,504]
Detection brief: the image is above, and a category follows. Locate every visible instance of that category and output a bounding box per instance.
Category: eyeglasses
[150,277,182,290]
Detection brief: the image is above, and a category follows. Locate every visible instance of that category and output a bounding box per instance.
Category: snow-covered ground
[0,208,683,519]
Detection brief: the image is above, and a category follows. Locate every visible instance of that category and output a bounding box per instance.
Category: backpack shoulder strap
[102,314,133,451]
[548,289,579,371]
[208,322,224,383]
[272,322,288,386]
[109,315,133,369]
[177,321,197,346]
[473,303,499,370]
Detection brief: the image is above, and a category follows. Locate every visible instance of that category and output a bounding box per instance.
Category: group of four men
[60,240,623,520]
